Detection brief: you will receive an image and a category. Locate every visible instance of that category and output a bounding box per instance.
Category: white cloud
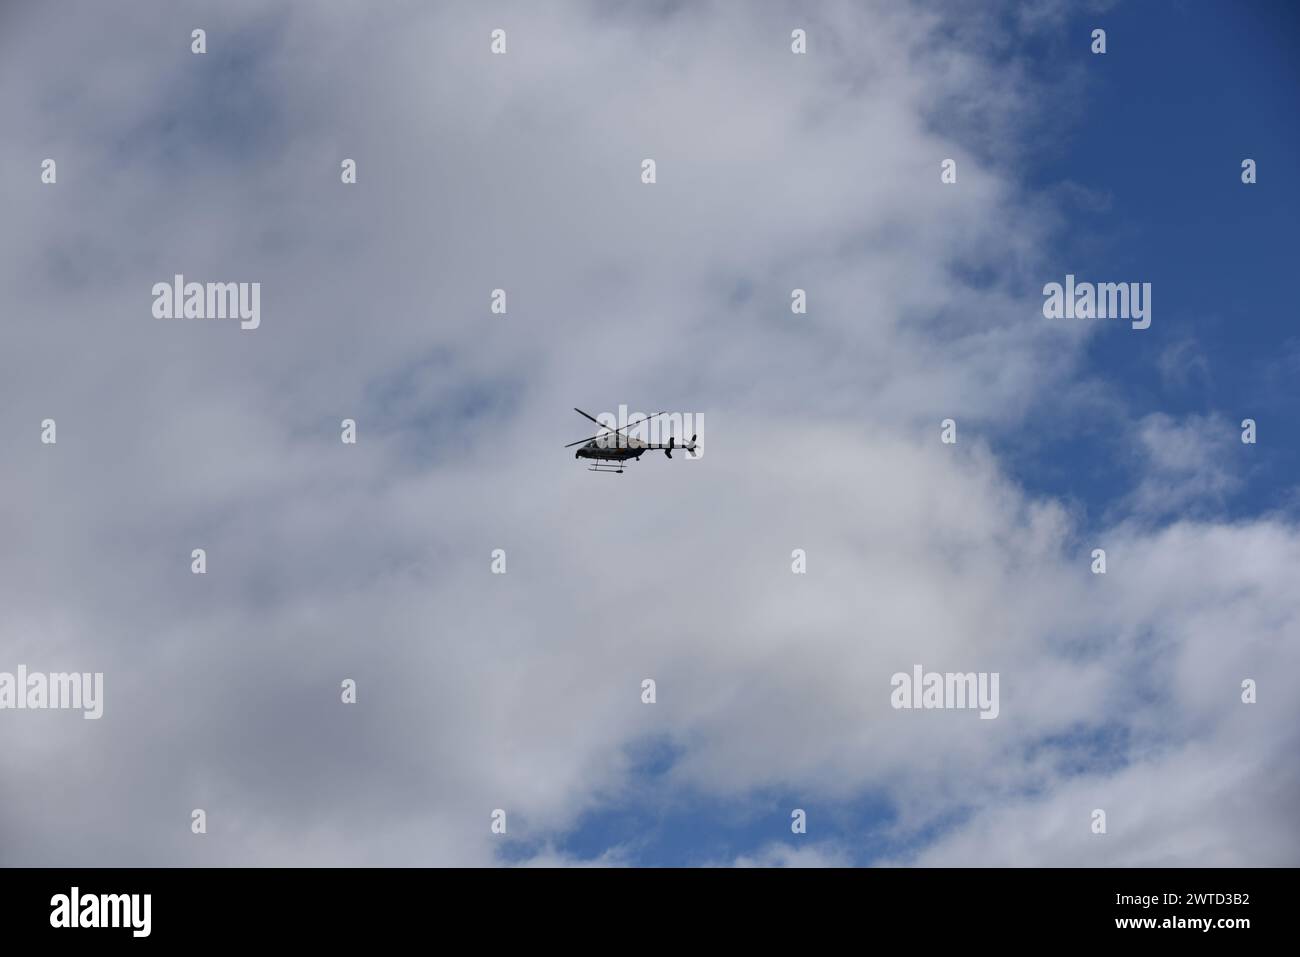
[0,0,1295,868]
[730,842,852,868]
[1125,413,1243,518]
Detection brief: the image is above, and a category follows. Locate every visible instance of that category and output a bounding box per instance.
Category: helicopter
[566,408,699,473]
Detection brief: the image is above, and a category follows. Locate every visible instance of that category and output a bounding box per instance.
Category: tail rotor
[668,435,699,458]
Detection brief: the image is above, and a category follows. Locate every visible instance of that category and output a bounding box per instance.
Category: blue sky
[1007,0,1300,525]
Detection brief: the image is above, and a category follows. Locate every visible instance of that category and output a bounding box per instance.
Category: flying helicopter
[566,408,699,473]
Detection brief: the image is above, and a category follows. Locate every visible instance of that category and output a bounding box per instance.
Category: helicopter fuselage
[575,440,647,461]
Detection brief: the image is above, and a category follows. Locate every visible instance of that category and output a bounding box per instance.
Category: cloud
[730,842,852,868]
[893,519,1300,865]
[1157,338,1213,393]
[1124,413,1243,519]
[0,0,1295,868]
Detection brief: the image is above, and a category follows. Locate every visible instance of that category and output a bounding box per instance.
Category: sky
[0,0,1297,867]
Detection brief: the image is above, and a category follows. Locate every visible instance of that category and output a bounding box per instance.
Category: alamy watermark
[0,666,103,719]
[591,405,704,457]
[50,887,150,937]
[890,665,999,719]
[152,274,260,330]
[1042,274,1151,330]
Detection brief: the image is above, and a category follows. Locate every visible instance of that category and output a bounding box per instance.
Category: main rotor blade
[573,408,607,429]
[609,411,666,437]
[566,409,668,448]
[574,408,667,436]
